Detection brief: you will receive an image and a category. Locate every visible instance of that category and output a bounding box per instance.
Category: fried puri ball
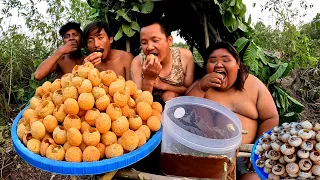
[31,121,46,140]
[38,100,55,118]
[53,126,67,145]
[67,128,82,146]
[147,116,161,132]
[83,146,100,162]
[53,104,66,123]
[135,130,147,147]
[71,76,84,88]
[63,141,72,151]
[35,86,45,98]
[120,130,139,151]
[114,88,130,107]
[95,95,110,111]
[43,115,58,133]
[64,98,79,115]
[125,80,137,96]
[80,121,91,134]
[52,89,64,106]
[152,102,163,113]
[23,131,32,146]
[77,108,87,117]
[96,113,111,134]
[78,63,91,79]
[51,79,61,93]
[136,91,153,105]
[65,147,82,162]
[23,108,38,121]
[107,103,122,121]
[112,116,129,137]
[46,145,65,161]
[96,143,106,159]
[105,143,124,159]
[78,93,95,110]
[42,81,52,94]
[152,109,162,121]
[146,54,155,62]
[42,92,53,101]
[127,108,136,118]
[109,79,125,97]
[72,65,80,75]
[133,90,142,100]
[42,132,52,141]
[101,131,117,146]
[29,115,43,126]
[85,108,100,126]
[136,102,152,121]
[100,70,117,86]
[129,115,143,131]
[137,125,151,140]
[17,122,29,140]
[30,96,42,110]
[121,105,130,117]
[78,79,93,94]
[127,98,136,108]
[88,68,101,86]
[63,114,81,130]
[61,73,73,88]
[92,87,106,100]
[27,138,41,154]
[40,138,56,157]
[79,141,87,151]
[62,86,78,101]
[99,83,109,94]
[83,128,101,146]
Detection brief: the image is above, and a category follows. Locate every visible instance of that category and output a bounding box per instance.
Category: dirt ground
[1,75,320,180]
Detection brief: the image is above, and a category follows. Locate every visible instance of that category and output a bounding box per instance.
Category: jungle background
[0,0,320,179]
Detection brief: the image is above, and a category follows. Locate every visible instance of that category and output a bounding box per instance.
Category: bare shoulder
[179,48,193,59]
[245,74,269,91]
[113,49,133,62]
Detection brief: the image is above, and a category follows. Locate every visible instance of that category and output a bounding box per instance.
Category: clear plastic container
[161,96,242,158]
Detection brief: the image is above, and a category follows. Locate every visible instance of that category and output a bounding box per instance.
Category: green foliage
[172,43,204,67]
[87,0,154,41]
[214,0,248,32]
[234,38,304,123]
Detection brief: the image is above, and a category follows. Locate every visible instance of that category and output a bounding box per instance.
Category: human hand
[198,72,224,91]
[154,77,166,90]
[142,54,162,81]
[83,52,102,66]
[59,40,78,54]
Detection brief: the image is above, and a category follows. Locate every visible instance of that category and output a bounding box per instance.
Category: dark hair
[83,21,113,47]
[59,22,82,38]
[205,41,248,91]
[140,18,171,37]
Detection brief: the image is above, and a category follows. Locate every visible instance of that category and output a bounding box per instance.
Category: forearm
[163,84,187,95]
[34,49,64,80]
[141,79,154,93]
[185,82,205,97]
[257,117,279,138]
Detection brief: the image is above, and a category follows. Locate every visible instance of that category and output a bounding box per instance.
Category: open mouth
[215,70,226,80]
[94,49,104,53]
[149,52,158,56]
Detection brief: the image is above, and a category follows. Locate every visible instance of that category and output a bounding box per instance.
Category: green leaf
[257,66,270,84]
[132,5,140,12]
[287,96,304,110]
[268,63,288,83]
[284,112,295,117]
[248,14,252,25]
[114,27,123,41]
[223,11,236,27]
[268,63,279,68]
[239,3,246,17]
[60,7,64,13]
[234,37,248,52]
[122,24,135,37]
[130,21,140,31]
[238,21,247,32]
[230,0,236,6]
[282,62,291,77]
[141,2,154,14]
[257,48,268,65]
[117,9,131,22]
[243,42,259,74]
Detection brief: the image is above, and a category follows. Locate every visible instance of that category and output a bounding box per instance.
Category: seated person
[82,21,133,80]
[34,22,85,80]
[186,41,279,180]
[131,19,195,103]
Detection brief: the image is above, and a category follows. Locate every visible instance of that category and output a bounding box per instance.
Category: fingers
[91,58,101,66]
[84,52,101,64]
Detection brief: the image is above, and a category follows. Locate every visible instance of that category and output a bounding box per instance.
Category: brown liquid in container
[160,153,235,179]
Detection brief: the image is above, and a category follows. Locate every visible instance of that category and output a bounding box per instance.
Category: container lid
[162,96,242,154]
[12,106,162,175]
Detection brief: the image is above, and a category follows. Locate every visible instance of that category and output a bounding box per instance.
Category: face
[63,29,81,49]
[206,48,239,90]
[140,23,173,63]
[87,28,113,60]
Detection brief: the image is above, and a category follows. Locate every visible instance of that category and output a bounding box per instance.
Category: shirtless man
[131,19,195,103]
[186,41,279,180]
[34,22,85,80]
[82,21,133,80]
